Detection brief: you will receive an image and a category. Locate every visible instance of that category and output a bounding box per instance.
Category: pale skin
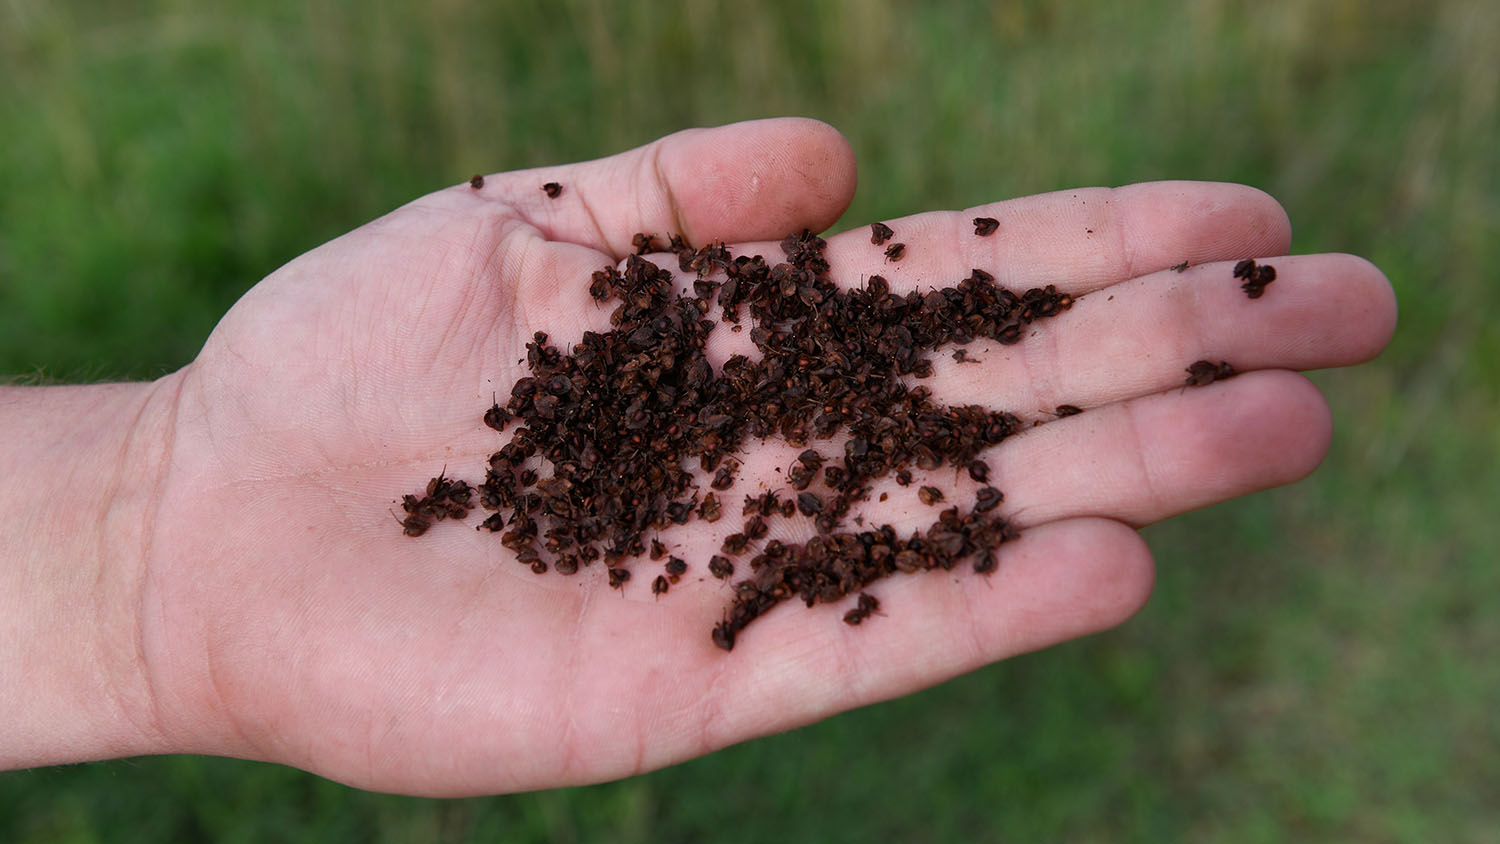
[0,118,1396,796]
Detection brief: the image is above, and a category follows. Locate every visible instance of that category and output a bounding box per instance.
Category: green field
[3,0,1497,840]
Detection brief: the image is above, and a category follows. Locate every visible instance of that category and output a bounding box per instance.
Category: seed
[843,592,880,625]
[743,516,768,540]
[975,486,1003,512]
[1185,360,1236,386]
[699,493,722,522]
[709,555,734,579]
[711,620,736,651]
[797,492,823,516]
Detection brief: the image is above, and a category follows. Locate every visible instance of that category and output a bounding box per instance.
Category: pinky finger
[696,517,1155,750]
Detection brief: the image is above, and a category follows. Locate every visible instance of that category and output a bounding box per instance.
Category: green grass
[3,0,1497,840]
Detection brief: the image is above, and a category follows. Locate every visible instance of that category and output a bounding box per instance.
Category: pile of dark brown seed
[401,228,1077,650]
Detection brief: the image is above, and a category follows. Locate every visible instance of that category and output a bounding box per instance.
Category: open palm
[138,118,1394,795]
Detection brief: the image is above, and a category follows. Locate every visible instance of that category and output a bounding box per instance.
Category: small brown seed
[709,555,734,579]
[975,486,1003,512]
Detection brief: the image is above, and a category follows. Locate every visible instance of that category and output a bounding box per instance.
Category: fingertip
[1113,181,1293,275]
[1168,369,1333,491]
[668,117,857,244]
[783,118,859,231]
[1268,370,1334,485]
[1332,252,1399,359]
[1066,518,1157,629]
[991,518,1157,647]
[1191,180,1293,259]
[1228,182,1293,256]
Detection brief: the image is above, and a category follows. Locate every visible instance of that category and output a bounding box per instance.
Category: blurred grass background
[2,0,1497,840]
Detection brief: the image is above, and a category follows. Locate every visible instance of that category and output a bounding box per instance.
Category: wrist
[0,374,181,768]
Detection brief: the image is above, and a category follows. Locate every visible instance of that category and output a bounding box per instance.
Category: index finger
[806,181,1292,294]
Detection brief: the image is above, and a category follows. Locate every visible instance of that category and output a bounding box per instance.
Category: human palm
[138,119,1394,795]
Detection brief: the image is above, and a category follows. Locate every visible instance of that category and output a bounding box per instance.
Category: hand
[106,118,1394,795]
